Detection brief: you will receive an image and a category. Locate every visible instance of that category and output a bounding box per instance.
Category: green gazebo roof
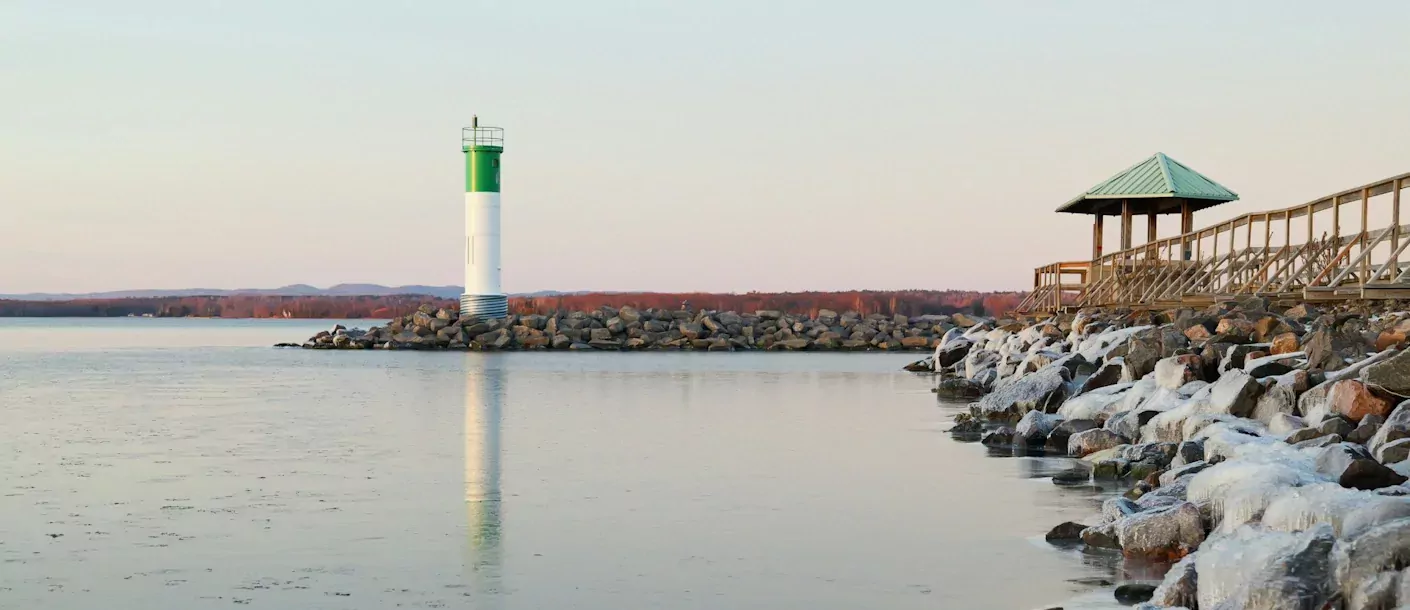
[1056,153,1239,215]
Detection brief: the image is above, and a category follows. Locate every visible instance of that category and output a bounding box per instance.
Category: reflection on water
[466,359,505,600]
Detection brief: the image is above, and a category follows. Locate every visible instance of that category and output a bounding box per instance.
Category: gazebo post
[1092,214,1104,261]
[1180,201,1193,260]
[1120,199,1133,251]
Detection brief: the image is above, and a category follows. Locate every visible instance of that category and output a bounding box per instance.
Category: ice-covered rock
[1345,570,1399,610]
[1206,369,1263,418]
[1013,410,1062,447]
[974,362,1070,420]
[1340,496,1410,539]
[1333,518,1410,598]
[1076,324,1153,363]
[1196,524,1335,610]
[1056,382,1133,421]
[1151,553,1198,608]
[1251,383,1298,427]
[1160,460,1211,486]
[1317,442,1408,491]
[1154,355,1203,390]
[1261,482,1379,535]
[1068,428,1128,457]
[1188,451,1322,525]
[1116,501,1205,558]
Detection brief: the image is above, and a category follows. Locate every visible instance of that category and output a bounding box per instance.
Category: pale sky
[3,1,1408,293]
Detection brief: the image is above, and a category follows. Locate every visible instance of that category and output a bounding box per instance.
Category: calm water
[0,318,1123,610]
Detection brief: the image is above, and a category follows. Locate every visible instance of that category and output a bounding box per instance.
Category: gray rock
[1081,522,1120,549]
[1341,497,1410,539]
[1346,570,1400,610]
[974,364,1071,421]
[1294,434,1343,450]
[1076,359,1124,395]
[1349,421,1383,445]
[1045,521,1087,544]
[1014,410,1063,447]
[1068,428,1129,457]
[1151,553,1198,609]
[1317,442,1408,490]
[1113,583,1157,605]
[934,377,986,399]
[1229,524,1336,610]
[1172,440,1205,467]
[1159,460,1211,486]
[1377,437,1410,465]
[1207,369,1263,418]
[1320,416,1357,439]
[1334,518,1410,598]
[1252,383,1299,426]
[1362,349,1410,397]
[1116,502,1205,557]
[980,426,1016,447]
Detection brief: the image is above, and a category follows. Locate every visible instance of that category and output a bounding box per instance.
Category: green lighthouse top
[462,116,503,153]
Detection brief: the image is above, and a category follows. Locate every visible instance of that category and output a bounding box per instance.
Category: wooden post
[1394,179,1403,282]
[1147,212,1158,244]
[1093,215,1104,261]
[1361,187,1371,284]
[1263,214,1272,285]
[1180,201,1193,260]
[1121,200,1133,251]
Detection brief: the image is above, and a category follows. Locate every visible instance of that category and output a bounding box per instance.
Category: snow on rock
[1260,482,1380,536]
[1196,524,1335,610]
[1056,382,1133,421]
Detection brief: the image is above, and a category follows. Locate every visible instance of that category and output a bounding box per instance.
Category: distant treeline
[0,290,1024,318]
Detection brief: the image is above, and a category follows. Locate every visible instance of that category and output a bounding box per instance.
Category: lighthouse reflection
[465,358,505,600]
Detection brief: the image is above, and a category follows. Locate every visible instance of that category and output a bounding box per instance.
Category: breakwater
[929,297,1410,608]
[281,305,982,351]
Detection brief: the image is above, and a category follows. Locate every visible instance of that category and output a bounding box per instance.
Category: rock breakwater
[927,298,1410,608]
[282,304,983,352]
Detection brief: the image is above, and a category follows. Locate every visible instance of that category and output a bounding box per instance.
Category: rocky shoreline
[923,298,1410,609]
[280,304,982,352]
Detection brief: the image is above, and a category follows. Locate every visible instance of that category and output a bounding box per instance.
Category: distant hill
[0,284,581,301]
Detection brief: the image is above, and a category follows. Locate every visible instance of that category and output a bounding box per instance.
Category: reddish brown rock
[1184,325,1212,342]
[1330,379,1394,423]
[1376,330,1407,352]
[1216,317,1256,340]
[1271,331,1300,355]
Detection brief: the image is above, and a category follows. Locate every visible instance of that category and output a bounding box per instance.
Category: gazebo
[1057,153,1239,260]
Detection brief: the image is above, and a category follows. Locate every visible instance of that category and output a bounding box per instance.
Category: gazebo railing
[1017,172,1410,313]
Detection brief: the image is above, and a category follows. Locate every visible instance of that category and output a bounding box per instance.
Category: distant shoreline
[0,290,1024,319]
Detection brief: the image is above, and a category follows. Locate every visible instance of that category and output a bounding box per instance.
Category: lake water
[0,318,1126,610]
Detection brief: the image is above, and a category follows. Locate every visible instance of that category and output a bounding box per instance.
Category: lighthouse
[461,117,507,319]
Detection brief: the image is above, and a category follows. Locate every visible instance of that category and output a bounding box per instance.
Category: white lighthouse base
[461,294,508,319]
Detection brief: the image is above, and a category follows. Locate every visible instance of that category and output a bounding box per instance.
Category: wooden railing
[1018,172,1410,313]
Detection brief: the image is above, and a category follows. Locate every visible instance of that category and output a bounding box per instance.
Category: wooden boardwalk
[1018,170,1410,313]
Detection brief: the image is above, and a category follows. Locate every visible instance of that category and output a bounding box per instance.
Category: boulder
[1076,359,1124,395]
[1014,411,1063,447]
[1113,583,1157,605]
[1317,443,1408,491]
[1150,553,1198,609]
[974,364,1071,421]
[1348,420,1382,445]
[1334,518,1410,598]
[1376,437,1410,465]
[1159,460,1211,486]
[1331,380,1394,423]
[1207,369,1263,418]
[1045,521,1087,544]
[1363,349,1410,397]
[1252,383,1298,427]
[1068,428,1129,457]
[980,426,1016,447]
[1271,331,1301,355]
[1153,355,1203,390]
[1202,524,1336,610]
[934,339,972,367]
[934,377,986,399]
[1081,522,1121,549]
[1046,419,1099,454]
[1116,501,1205,558]
[1346,570,1400,610]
